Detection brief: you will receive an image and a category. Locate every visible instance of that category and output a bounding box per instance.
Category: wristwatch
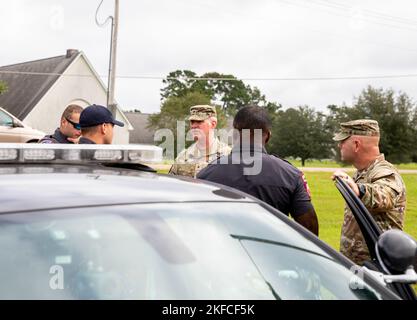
[358,184,366,199]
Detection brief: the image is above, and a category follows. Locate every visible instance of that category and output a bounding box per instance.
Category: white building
[0,49,133,144]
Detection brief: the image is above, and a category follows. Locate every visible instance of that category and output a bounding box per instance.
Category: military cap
[333,119,380,141]
[188,105,217,121]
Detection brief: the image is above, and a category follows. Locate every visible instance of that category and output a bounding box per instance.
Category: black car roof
[0,164,254,214]
[0,163,403,299]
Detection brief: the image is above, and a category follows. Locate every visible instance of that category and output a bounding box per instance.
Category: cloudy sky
[1,0,417,113]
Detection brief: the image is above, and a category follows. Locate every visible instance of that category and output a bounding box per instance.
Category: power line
[2,69,417,81]
[277,0,417,33]
[318,0,417,27]
[95,0,113,27]
[182,0,417,53]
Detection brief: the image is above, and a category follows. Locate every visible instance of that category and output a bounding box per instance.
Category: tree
[0,81,7,95]
[326,86,416,163]
[160,70,271,115]
[148,91,228,156]
[157,70,281,157]
[160,70,210,100]
[268,106,333,166]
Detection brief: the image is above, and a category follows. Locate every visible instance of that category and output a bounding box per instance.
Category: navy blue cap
[80,104,125,128]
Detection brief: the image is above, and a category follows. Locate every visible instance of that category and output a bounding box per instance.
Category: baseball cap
[333,119,380,141]
[79,104,125,128]
[188,105,217,121]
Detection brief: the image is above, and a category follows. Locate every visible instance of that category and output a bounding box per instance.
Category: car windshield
[0,202,394,300]
[0,109,13,127]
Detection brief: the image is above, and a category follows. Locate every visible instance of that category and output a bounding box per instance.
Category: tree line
[148,70,417,165]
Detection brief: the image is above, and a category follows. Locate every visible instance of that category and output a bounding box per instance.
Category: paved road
[148,164,417,174]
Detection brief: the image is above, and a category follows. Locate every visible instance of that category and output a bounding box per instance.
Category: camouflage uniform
[169,105,232,178]
[169,138,231,178]
[333,120,407,265]
[340,154,406,265]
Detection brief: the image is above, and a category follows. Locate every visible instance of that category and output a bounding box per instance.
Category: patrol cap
[188,105,217,121]
[333,119,380,141]
[80,104,125,128]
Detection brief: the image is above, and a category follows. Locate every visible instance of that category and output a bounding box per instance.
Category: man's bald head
[338,135,380,170]
[354,135,380,149]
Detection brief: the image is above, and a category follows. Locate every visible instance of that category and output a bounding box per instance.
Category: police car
[0,144,415,300]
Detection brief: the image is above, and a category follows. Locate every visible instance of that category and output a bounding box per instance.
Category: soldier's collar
[355,154,385,177]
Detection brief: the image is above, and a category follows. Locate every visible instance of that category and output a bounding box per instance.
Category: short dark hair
[233,105,272,132]
[62,105,83,120]
[81,125,100,136]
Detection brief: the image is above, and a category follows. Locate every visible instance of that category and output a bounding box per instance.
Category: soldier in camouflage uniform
[332,119,406,265]
[169,105,231,178]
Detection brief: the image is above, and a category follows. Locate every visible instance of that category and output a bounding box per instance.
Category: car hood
[0,164,252,214]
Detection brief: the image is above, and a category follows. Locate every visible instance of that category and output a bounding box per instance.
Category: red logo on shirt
[301,172,311,198]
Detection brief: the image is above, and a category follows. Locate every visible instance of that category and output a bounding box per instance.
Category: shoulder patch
[368,164,396,182]
[300,172,312,198]
[39,138,54,144]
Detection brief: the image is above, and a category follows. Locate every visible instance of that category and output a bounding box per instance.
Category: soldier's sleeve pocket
[371,174,403,195]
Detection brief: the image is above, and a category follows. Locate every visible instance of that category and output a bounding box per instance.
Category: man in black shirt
[197,106,319,235]
[39,105,83,144]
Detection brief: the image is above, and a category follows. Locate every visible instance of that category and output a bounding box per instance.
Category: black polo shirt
[197,146,314,218]
[78,137,96,144]
[39,128,73,144]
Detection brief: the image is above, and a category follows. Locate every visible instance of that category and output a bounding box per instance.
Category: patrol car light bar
[0,144,163,164]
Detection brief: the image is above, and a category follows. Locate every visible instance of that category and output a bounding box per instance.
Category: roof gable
[0,51,79,119]
[125,112,155,144]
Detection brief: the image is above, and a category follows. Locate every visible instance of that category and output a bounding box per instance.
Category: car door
[334,176,416,300]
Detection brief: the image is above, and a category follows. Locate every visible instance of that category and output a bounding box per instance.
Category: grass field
[157,159,417,170]
[288,159,417,170]
[157,168,417,249]
[306,172,417,294]
[305,172,417,249]
[157,167,417,293]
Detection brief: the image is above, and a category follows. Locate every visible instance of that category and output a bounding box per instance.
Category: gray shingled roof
[0,50,79,119]
[124,112,157,145]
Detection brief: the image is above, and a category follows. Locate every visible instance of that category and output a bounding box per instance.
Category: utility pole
[107,0,119,117]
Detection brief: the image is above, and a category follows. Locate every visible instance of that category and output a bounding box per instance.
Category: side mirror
[375,229,417,284]
[12,119,24,128]
[376,229,416,274]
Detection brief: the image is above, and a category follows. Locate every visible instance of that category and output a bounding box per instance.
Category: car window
[0,109,13,127]
[0,202,395,300]
[239,239,381,300]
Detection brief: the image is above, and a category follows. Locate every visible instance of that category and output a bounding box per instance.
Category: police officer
[39,105,83,144]
[78,104,124,144]
[169,105,231,178]
[197,105,319,236]
[332,119,406,265]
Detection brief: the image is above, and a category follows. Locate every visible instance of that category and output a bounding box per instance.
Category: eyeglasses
[65,117,81,130]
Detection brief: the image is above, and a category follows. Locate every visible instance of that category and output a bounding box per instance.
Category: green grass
[396,163,417,170]
[305,172,417,249]
[304,172,346,249]
[305,172,417,294]
[158,168,417,293]
[158,157,417,169]
[286,159,417,170]
[157,169,417,247]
